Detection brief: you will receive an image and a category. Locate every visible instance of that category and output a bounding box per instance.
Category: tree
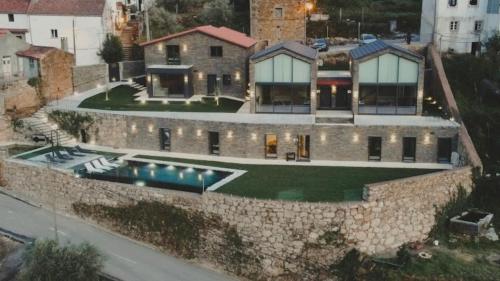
[19,239,104,281]
[199,0,234,28]
[148,6,182,39]
[98,34,124,63]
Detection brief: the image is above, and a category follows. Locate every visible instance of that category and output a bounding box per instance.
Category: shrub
[98,34,124,64]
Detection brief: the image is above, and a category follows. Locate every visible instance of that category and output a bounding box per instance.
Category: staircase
[130,82,146,92]
[120,20,140,61]
[21,108,76,146]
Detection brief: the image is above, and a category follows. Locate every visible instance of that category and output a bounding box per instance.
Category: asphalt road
[0,193,238,281]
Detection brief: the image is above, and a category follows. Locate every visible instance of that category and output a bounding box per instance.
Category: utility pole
[144,0,151,40]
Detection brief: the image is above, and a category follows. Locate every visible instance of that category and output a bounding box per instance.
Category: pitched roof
[140,25,257,49]
[16,45,56,59]
[27,0,106,16]
[0,0,30,13]
[350,40,423,61]
[250,41,318,61]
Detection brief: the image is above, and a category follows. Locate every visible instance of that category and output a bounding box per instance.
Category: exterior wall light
[424,134,431,145]
[251,133,257,140]
[147,75,152,83]
[186,100,191,105]
[352,133,359,143]
[418,90,424,99]
[178,128,183,136]
[198,72,203,80]
[184,75,188,83]
[285,133,291,141]
[235,71,241,81]
[131,124,137,133]
[227,130,233,139]
[321,134,326,142]
[128,78,133,84]
[148,124,154,133]
[197,129,202,137]
[182,44,187,52]
[331,85,337,94]
[162,100,168,104]
[390,134,397,143]
[158,44,163,51]
[353,90,359,99]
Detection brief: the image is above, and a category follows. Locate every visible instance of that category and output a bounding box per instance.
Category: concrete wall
[77,111,460,164]
[250,0,306,45]
[72,64,108,93]
[0,159,474,279]
[144,32,253,98]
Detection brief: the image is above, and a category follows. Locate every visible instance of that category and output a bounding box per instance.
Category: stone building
[250,0,306,45]
[140,25,257,99]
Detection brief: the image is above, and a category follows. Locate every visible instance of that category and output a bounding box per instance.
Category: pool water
[77,160,233,194]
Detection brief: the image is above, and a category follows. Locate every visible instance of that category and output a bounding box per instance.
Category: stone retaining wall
[0,159,473,279]
[72,64,108,93]
[119,60,145,80]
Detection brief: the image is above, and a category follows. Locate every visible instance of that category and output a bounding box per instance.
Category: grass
[78,85,244,113]
[135,155,438,202]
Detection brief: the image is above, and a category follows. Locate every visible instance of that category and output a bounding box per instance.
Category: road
[0,193,238,281]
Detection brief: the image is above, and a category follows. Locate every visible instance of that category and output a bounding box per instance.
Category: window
[359,84,417,115]
[166,45,180,65]
[274,7,283,18]
[450,21,459,31]
[470,0,478,5]
[368,137,382,161]
[223,74,231,86]
[474,20,483,32]
[438,138,453,163]
[50,29,58,38]
[265,134,278,158]
[449,0,457,6]
[8,14,14,22]
[402,137,417,162]
[210,46,223,57]
[29,58,35,69]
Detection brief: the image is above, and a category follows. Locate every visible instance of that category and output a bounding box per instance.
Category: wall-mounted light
[162,99,168,104]
[148,124,154,133]
[353,90,359,99]
[196,129,202,137]
[147,75,151,83]
[178,128,183,136]
[418,90,424,99]
[390,134,397,143]
[128,78,133,84]
[321,134,326,142]
[251,133,257,140]
[235,71,241,81]
[182,44,187,52]
[184,75,189,84]
[285,133,291,141]
[131,124,137,133]
[158,44,163,51]
[227,130,233,139]
[198,72,203,80]
[186,100,191,105]
[424,134,431,145]
[331,85,337,94]
[352,133,359,143]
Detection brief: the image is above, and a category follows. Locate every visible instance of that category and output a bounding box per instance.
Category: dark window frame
[51,29,58,38]
[210,46,223,57]
[470,0,478,6]
[223,74,231,86]
[437,138,453,163]
[166,45,181,65]
[368,137,382,161]
[402,137,417,162]
[8,14,14,22]
[449,0,457,6]
[358,83,417,115]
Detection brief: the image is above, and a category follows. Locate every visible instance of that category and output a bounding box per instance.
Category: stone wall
[144,32,253,98]
[119,60,145,80]
[39,49,74,102]
[79,111,460,164]
[72,64,108,93]
[250,0,306,45]
[1,80,39,116]
[0,159,474,279]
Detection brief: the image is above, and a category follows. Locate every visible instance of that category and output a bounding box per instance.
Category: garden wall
[119,60,145,80]
[0,159,474,280]
[72,64,108,93]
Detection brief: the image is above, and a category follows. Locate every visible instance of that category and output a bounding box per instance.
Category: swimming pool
[75,158,245,194]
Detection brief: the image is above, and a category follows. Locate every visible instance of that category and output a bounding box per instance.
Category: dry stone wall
[72,64,108,93]
[1,159,473,279]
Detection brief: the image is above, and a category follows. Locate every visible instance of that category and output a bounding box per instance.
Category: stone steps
[21,107,76,146]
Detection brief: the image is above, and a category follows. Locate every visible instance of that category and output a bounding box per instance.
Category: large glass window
[256,84,311,113]
[166,45,180,65]
[359,84,417,115]
[152,74,184,97]
[265,134,278,158]
[368,137,382,161]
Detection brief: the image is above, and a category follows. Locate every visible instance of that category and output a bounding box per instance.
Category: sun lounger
[45,154,64,164]
[92,160,114,171]
[75,145,91,154]
[99,157,120,168]
[84,162,104,174]
[54,150,74,160]
[65,148,85,157]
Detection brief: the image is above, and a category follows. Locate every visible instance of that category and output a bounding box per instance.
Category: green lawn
[78,85,244,113]
[135,155,438,202]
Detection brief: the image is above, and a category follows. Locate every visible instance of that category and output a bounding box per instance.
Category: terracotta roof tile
[27,0,106,16]
[140,25,257,49]
[16,45,56,60]
[0,0,30,13]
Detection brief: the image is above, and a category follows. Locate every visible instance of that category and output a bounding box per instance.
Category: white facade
[420,0,500,54]
[0,1,116,66]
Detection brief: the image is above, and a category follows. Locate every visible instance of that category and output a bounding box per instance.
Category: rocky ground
[0,236,23,281]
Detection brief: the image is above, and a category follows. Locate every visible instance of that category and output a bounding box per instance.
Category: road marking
[48,227,68,237]
[109,252,137,265]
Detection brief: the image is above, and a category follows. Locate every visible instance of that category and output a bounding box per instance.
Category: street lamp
[304,1,314,44]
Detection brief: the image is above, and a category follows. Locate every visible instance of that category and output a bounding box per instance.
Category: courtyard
[78,85,244,113]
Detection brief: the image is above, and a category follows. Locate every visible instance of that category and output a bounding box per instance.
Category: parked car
[359,34,377,45]
[311,38,329,52]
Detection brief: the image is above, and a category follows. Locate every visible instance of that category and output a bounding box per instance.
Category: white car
[359,34,377,45]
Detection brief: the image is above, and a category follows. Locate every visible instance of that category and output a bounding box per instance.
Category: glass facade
[256,84,311,113]
[152,74,185,97]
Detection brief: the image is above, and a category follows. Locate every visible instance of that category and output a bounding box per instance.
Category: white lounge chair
[99,157,120,168]
[92,160,114,171]
[84,162,104,174]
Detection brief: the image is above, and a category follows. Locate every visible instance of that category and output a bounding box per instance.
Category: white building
[0,0,122,65]
[420,0,500,54]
